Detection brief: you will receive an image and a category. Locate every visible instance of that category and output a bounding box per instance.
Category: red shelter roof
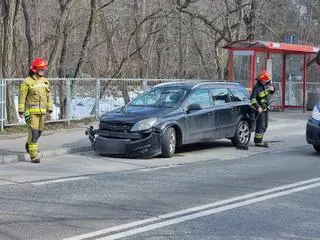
[223,40,319,54]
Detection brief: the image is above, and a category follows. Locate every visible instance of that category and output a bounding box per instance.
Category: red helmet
[258,70,271,83]
[31,58,48,73]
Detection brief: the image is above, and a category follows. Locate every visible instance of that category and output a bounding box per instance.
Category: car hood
[100,105,175,123]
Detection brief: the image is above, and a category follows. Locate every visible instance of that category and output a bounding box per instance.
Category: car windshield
[129,87,187,107]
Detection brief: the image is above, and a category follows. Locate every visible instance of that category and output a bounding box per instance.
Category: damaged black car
[86,81,252,158]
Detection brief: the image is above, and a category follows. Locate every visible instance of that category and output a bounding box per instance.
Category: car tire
[161,127,176,158]
[231,119,251,147]
[313,144,320,152]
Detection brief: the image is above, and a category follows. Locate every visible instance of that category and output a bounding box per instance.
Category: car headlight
[312,104,320,121]
[131,118,158,132]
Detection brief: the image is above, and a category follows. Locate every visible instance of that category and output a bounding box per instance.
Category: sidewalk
[269,109,311,122]
[0,124,97,164]
[0,110,311,164]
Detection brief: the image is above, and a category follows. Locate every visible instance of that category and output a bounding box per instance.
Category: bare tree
[2,0,320,125]
[48,0,74,77]
[73,0,116,78]
[21,0,35,66]
[1,0,20,123]
[243,0,257,40]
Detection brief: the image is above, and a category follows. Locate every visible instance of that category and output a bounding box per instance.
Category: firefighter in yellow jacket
[18,58,53,163]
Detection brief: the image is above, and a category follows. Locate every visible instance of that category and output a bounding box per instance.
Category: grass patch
[0,125,28,135]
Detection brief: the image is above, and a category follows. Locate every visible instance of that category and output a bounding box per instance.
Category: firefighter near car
[18,58,53,163]
[250,70,275,148]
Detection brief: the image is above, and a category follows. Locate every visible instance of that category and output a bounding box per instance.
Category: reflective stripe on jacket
[18,75,53,114]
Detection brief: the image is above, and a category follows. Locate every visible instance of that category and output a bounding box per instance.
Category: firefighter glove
[24,111,31,124]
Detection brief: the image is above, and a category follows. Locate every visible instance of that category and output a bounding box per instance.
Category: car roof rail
[154,80,240,89]
[155,81,182,87]
[191,81,240,89]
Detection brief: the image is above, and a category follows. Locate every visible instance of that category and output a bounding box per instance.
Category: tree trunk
[133,0,145,78]
[2,0,20,124]
[73,0,97,116]
[178,11,184,78]
[244,0,257,40]
[57,26,69,119]
[48,0,74,77]
[73,0,97,78]
[58,82,67,120]
[72,0,97,118]
[47,0,73,119]
[21,0,35,66]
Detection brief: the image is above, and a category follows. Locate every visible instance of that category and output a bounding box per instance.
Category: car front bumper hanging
[85,126,162,158]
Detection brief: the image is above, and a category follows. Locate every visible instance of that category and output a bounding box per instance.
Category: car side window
[211,88,230,106]
[188,89,211,108]
[229,88,249,102]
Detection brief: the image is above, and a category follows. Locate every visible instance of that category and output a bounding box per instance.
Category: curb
[0,127,92,140]
[0,146,92,164]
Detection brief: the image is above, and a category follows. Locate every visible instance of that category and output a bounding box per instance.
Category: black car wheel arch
[313,144,320,153]
[161,127,176,158]
[231,118,251,146]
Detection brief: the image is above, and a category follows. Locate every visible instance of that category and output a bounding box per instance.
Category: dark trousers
[253,111,268,143]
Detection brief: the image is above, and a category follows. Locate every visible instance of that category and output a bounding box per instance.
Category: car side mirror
[187,103,202,113]
[317,50,320,65]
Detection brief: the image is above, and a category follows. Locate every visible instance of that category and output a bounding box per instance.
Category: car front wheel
[313,144,320,152]
[231,119,251,147]
[161,127,176,158]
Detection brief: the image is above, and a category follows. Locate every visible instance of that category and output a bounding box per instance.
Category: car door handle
[208,112,213,116]
[232,108,238,112]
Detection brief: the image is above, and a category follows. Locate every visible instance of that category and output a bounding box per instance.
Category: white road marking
[96,181,320,240]
[0,180,16,186]
[62,177,320,240]
[136,165,177,172]
[32,176,89,185]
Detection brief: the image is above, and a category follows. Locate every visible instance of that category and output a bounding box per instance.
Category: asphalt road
[1,126,320,240]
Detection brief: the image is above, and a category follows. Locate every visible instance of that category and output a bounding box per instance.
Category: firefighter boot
[28,143,40,163]
[31,158,40,163]
[255,142,269,148]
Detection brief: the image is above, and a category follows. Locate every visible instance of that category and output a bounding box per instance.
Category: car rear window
[229,87,249,102]
[211,88,231,105]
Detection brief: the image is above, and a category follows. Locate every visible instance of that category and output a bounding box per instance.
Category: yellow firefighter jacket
[18,75,53,114]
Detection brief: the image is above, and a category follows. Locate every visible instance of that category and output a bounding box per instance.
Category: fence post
[0,79,5,132]
[142,78,147,91]
[66,78,71,126]
[95,79,101,120]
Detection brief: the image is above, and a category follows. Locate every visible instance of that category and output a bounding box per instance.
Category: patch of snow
[12,90,140,122]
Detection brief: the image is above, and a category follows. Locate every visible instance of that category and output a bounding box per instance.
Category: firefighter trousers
[26,114,45,161]
[254,110,269,144]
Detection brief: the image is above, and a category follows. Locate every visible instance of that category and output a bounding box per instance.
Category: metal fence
[1,78,319,131]
[1,78,182,129]
[0,79,5,131]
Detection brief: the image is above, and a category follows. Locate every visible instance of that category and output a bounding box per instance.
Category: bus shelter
[223,40,319,111]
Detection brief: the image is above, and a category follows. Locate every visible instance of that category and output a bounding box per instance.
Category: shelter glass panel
[233,53,252,88]
[269,54,283,108]
[255,52,267,76]
[285,54,304,106]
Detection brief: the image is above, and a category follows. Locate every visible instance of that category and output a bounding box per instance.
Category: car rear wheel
[161,127,176,158]
[313,144,320,152]
[231,119,251,147]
